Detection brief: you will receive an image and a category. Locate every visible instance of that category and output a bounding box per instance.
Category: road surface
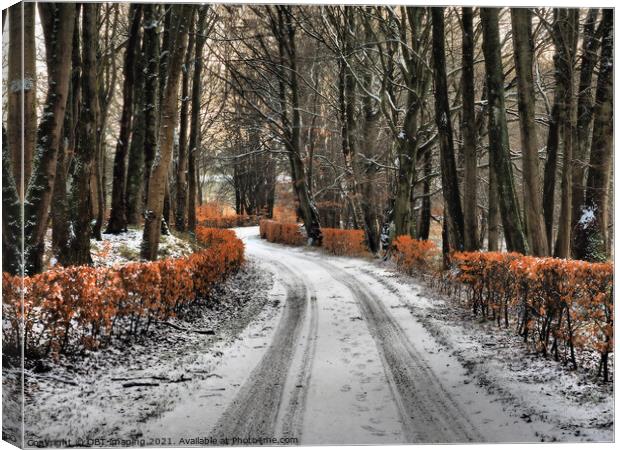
[143,227,541,444]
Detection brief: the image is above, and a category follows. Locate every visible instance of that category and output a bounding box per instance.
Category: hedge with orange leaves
[2,227,244,357]
[321,228,367,256]
[392,235,441,274]
[259,219,306,246]
[196,204,259,228]
[451,251,613,379]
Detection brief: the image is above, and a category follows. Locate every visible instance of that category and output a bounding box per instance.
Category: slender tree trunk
[554,9,579,258]
[417,147,432,240]
[574,9,613,261]
[480,7,528,254]
[175,11,195,231]
[392,7,429,239]
[2,127,22,275]
[571,8,601,253]
[106,4,142,234]
[432,7,465,252]
[23,3,75,274]
[511,8,549,256]
[488,149,500,251]
[141,5,192,260]
[7,1,36,195]
[52,15,80,257]
[142,4,160,212]
[93,5,119,241]
[187,8,208,233]
[126,28,148,227]
[338,8,365,232]
[62,3,100,266]
[276,6,322,244]
[461,7,478,251]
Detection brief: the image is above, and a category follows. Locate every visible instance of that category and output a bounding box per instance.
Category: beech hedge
[2,227,244,357]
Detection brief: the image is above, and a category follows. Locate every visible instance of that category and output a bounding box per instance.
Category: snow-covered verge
[6,261,276,446]
[89,228,198,267]
[329,257,614,442]
[42,227,198,270]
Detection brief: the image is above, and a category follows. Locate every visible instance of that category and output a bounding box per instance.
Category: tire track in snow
[315,259,484,443]
[210,260,317,441]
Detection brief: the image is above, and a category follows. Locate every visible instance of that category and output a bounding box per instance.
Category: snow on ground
[42,227,197,270]
[9,226,614,445]
[90,228,197,267]
[17,261,278,446]
[309,250,614,443]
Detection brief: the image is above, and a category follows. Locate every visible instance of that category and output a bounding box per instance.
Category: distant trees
[2,5,614,274]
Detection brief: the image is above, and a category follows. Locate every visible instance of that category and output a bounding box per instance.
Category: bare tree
[141,4,193,260]
[511,7,549,256]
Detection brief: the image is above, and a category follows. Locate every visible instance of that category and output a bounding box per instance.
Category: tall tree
[553,9,579,258]
[7,1,36,195]
[175,11,196,231]
[2,127,21,275]
[125,21,148,227]
[574,9,613,261]
[389,7,431,238]
[51,12,80,257]
[461,7,478,251]
[274,5,322,244]
[62,3,100,265]
[511,7,549,256]
[571,8,601,253]
[106,4,143,233]
[431,7,465,252]
[22,3,75,274]
[187,6,209,233]
[141,4,160,211]
[141,5,193,260]
[335,7,365,231]
[480,7,528,254]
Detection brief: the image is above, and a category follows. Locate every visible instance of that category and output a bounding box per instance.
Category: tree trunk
[487,148,500,251]
[106,4,142,234]
[52,15,80,257]
[7,1,36,195]
[417,147,432,240]
[461,7,478,251]
[187,6,208,233]
[432,7,465,252]
[480,7,528,254]
[276,6,322,244]
[62,3,100,266]
[553,9,579,258]
[175,11,195,231]
[511,8,549,256]
[2,127,22,275]
[571,8,601,253]
[392,7,429,239]
[338,8,365,233]
[574,9,613,261]
[141,5,193,260]
[125,27,148,227]
[23,3,75,274]
[142,4,160,212]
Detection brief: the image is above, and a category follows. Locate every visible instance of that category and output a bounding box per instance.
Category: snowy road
[20,226,612,445]
[143,227,550,444]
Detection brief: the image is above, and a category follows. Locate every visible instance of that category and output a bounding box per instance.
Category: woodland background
[1,3,614,276]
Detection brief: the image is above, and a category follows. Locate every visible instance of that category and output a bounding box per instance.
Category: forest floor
[11,226,614,446]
